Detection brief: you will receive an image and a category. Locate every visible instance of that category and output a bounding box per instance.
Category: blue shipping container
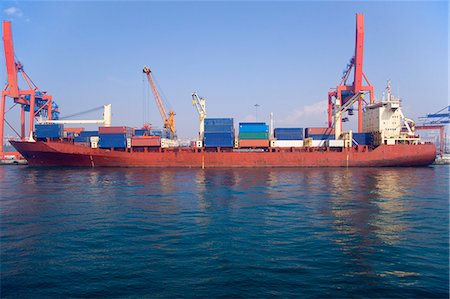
[307,134,335,140]
[352,133,372,145]
[35,124,64,138]
[134,129,147,136]
[74,136,89,143]
[204,118,234,126]
[204,124,235,133]
[79,131,99,137]
[274,128,303,140]
[239,123,269,133]
[99,133,128,148]
[150,130,163,136]
[204,132,234,147]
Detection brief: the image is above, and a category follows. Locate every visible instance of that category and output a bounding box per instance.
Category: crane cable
[152,73,174,113]
[59,106,104,120]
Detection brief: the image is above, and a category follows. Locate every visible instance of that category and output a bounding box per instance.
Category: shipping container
[239,132,269,140]
[274,128,303,140]
[204,118,234,126]
[35,124,64,138]
[270,140,304,147]
[305,127,335,138]
[327,140,344,147]
[311,140,326,147]
[307,134,335,140]
[204,132,234,147]
[99,133,128,148]
[352,132,372,145]
[131,136,161,147]
[79,131,99,137]
[239,139,269,148]
[150,130,163,136]
[204,124,235,133]
[134,129,148,136]
[74,136,89,143]
[64,127,84,134]
[239,123,269,133]
[99,126,132,134]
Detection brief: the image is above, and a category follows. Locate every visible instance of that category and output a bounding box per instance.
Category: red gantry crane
[1,20,59,158]
[142,66,175,139]
[328,13,374,134]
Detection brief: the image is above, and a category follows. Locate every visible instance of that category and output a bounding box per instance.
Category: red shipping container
[131,136,161,147]
[64,127,84,134]
[99,126,131,134]
[239,139,269,148]
[306,127,335,135]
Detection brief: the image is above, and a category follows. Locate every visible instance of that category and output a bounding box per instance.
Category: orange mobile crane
[143,66,175,139]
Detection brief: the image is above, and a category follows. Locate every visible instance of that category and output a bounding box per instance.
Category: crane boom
[142,66,175,135]
[2,21,19,98]
[191,92,206,139]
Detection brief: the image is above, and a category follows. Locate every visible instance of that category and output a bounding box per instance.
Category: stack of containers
[239,122,269,147]
[131,128,161,147]
[304,127,335,147]
[203,118,235,147]
[99,126,132,149]
[35,124,64,139]
[272,128,304,147]
[304,127,335,140]
[64,127,84,138]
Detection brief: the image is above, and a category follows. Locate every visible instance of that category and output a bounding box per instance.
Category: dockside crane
[191,92,206,140]
[1,21,60,157]
[143,66,175,139]
[328,13,374,134]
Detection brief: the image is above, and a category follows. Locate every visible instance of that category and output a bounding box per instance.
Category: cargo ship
[10,101,437,168]
[9,83,437,168]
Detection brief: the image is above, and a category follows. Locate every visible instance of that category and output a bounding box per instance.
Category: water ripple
[1,166,448,298]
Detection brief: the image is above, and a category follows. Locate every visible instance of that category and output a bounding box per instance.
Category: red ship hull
[10,140,436,167]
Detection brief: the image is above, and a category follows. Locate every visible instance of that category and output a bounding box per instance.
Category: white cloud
[4,6,24,18]
[276,100,329,127]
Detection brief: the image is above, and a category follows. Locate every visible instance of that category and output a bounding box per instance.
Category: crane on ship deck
[143,66,176,139]
[191,92,206,140]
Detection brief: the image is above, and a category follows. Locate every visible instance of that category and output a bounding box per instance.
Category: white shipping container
[270,140,304,148]
[90,136,100,142]
[311,140,326,147]
[327,140,344,147]
[91,141,98,149]
[161,138,179,148]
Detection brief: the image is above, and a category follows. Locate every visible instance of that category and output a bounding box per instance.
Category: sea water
[1,166,448,298]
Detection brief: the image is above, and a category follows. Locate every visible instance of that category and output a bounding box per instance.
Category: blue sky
[1,1,448,139]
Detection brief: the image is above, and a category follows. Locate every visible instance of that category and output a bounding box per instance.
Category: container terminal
[1,14,442,167]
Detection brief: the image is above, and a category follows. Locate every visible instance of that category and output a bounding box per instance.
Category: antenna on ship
[254,104,260,121]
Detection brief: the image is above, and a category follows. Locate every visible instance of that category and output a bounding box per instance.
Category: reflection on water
[1,166,448,298]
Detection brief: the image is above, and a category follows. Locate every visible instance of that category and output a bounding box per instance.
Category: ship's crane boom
[142,66,175,137]
[191,92,206,139]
